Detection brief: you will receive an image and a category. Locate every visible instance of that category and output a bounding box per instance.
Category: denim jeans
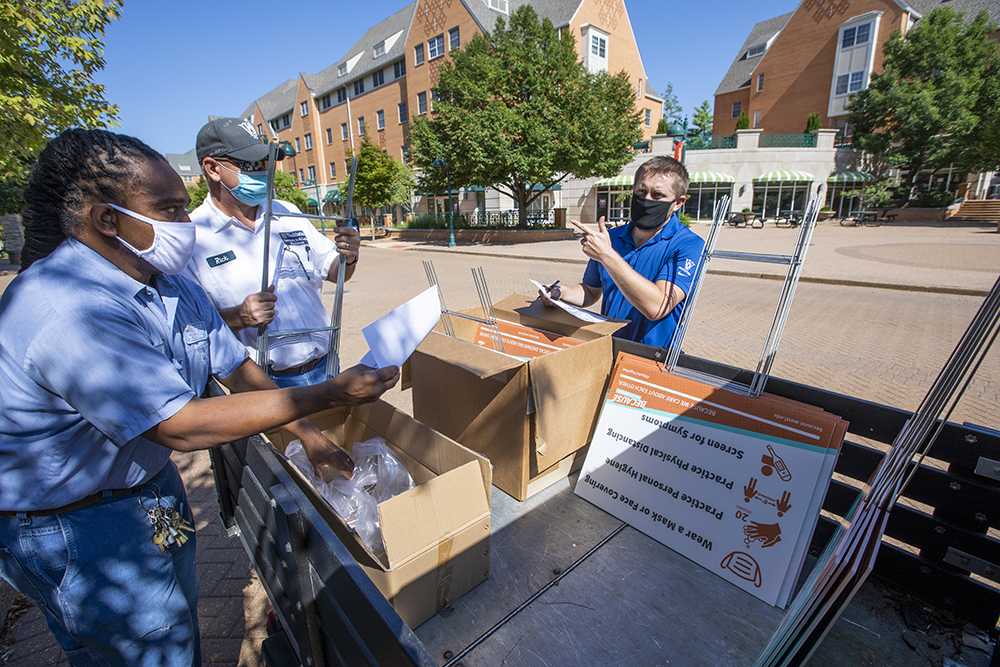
[270,354,329,388]
[0,460,200,667]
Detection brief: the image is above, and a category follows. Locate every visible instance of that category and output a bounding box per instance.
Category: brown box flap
[379,459,489,567]
[492,293,627,340]
[415,329,523,380]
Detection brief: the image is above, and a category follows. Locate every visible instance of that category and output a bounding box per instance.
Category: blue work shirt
[0,238,247,512]
[583,216,705,347]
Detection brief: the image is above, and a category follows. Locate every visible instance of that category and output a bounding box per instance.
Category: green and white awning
[305,198,319,206]
[689,172,735,184]
[753,170,815,183]
[827,170,873,183]
[594,174,633,188]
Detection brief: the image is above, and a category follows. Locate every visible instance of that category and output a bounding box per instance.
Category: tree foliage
[847,6,999,193]
[735,110,750,130]
[348,134,414,213]
[408,5,641,227]
[691,100,713,138]
[660,81,683,125]
[805,112,822,133]
[0,0,122,212]
[186,176,207,211]
[274,171,309,210]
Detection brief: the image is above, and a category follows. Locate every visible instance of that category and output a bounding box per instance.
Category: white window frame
[300,101,309,116]
[753,110,761,128]
[341,123,348,140]
[373,40,386,58]
[308,165,316,182]
[414,43,425,65]
[295,137,301,153]
[757,73,764,92]
[398,102,408,124]
[428,34,445,60]
[304,133,312,150]
[828,12,881,117]
[377,109,385,130]
[337,88,347,104]
[583,25,609,74]
[394,60,405,78]
[746,44,765,59]
[417,91,427,114]
[732,101,742,119]
[337,63,347,77]
[372,69,384,88]
[326,128,332,144]
[449,27,460,50]
[330,162,337,178]
[358,116,365,135]
[487,0,508,13]
[644,108,651,127]
[354,79,365,96]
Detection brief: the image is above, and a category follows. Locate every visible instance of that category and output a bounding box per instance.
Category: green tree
[409,5,641,228]
[1,0,122,212]
[691,100,713,138]
[273,171,309,210]
[186,176,207,211]
[735,110,750,130]
[348,134,415,216]
[848,6,999,195]
[805,112,822,133]
[656,117,671,135]
[660,81,683,125]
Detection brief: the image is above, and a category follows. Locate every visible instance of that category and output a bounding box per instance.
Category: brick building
[714,0,1000,139]
[233,0,663,219]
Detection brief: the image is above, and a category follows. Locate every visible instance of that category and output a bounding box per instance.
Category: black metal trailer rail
[210,341,1000,665]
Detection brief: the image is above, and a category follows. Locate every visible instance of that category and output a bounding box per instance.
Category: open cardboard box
[265,399,492,628]
[404,293,625,501]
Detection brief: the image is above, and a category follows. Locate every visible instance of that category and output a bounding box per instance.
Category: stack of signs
[576,352,846,607]
[473,319,584,361]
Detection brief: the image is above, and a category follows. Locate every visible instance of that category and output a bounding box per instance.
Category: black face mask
[630,193,676,231]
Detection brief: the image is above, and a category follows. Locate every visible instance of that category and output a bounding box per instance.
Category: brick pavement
[1,219,999,665]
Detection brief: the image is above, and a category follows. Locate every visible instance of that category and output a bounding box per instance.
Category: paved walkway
[0,219,998,665]
[368,218,1000,295]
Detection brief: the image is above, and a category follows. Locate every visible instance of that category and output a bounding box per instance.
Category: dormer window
[337,63,347,76]
[486,0,508,13]
[746,44,765,59]
[374,41,386,58]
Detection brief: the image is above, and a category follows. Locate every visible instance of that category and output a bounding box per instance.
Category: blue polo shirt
[583,216,705,347]
[0,238,247,512]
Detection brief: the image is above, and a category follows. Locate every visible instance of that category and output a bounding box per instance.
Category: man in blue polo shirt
[542,156,705,348]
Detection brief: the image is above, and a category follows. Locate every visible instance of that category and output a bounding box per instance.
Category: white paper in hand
[361,285,441,368]
[530,279,609,324]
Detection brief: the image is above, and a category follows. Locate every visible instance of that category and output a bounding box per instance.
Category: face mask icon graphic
[721,551,762,588]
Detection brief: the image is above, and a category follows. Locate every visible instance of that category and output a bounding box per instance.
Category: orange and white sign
[473,319,584,361]
[576,352,845,607]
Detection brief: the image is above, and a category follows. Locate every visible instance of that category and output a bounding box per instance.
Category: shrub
[735,111,750,130]
[913,190,955,208]
[805,112,822,133]
[678,211,692,227]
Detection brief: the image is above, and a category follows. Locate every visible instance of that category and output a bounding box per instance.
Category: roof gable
[715,12,793,97]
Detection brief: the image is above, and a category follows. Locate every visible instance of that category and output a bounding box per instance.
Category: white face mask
[106,203,196,275]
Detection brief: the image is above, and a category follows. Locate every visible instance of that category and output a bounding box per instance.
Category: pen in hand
[545,280,560,293]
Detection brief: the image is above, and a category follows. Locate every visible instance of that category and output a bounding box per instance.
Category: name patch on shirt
[206,250,236,268]
[279,231,308,246]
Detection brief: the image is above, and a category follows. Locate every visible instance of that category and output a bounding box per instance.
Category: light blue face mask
[221,164,268,206]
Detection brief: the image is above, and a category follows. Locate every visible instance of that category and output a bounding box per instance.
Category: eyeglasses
[218,157,268,172]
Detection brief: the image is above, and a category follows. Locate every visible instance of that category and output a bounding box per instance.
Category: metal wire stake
[326,157,358,378]
[255,142,280,369]
[423,260,455,338]
[472,267,505,354]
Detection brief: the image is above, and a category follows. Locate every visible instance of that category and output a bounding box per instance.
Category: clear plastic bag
[285,437,416,560]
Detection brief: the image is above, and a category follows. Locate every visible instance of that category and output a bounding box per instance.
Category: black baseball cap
[196,117,279,162]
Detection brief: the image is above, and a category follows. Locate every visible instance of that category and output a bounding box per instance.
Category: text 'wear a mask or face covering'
[630,193,676,231]
[220,164,268,206]
[106,203,196,275]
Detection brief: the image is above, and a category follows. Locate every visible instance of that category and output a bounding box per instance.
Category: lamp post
[432,157,456,247]
[665,117,689,165]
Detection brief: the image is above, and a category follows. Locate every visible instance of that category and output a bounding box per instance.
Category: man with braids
[540,156,705,348]
[0,128,399,666]
[182,117,361,387]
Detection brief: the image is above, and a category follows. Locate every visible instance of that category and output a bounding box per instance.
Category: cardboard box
[406,293,625,501]
[265,399,492,628]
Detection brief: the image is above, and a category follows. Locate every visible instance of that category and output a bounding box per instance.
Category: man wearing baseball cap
[182,117,361,387]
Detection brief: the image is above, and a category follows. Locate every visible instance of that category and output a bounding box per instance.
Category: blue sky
[96,0,796,155]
